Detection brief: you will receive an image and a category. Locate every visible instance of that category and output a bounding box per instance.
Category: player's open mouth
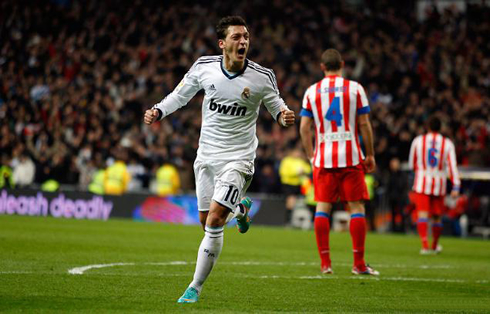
[237,48,246,56]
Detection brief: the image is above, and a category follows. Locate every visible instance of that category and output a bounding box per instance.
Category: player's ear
[320,63,326,72]
[218,39,225,49]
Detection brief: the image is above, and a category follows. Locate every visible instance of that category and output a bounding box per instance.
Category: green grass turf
[0,215,489,313]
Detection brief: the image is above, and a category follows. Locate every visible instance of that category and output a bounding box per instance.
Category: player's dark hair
[216,16,248,40]
[321,49,342,71]
[428,116,441,132]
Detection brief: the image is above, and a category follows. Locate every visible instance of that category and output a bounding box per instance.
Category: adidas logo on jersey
[210,84,216,90]
[209,99,247,116]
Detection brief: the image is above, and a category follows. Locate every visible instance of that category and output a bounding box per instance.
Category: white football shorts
[193,158,254,212]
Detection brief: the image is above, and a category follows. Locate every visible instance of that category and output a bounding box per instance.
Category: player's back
[409,132,459,196]
[302,75,370,169]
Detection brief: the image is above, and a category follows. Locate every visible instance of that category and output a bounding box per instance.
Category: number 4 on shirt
[325,96,342,127]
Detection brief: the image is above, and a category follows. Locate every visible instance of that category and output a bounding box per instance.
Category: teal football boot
[237,197,253,234]
[177,287,199,303]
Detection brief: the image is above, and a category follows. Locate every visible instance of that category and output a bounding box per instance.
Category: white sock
[233,203,246,220]
[189,225,224,293]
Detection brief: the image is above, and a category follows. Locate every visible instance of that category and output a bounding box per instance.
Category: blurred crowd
[1,0,489,194]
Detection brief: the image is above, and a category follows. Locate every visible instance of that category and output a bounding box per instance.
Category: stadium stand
[1,1,489,232]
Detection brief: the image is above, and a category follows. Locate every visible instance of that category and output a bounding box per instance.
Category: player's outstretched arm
[144,109,160,125]
[278,108,295,127]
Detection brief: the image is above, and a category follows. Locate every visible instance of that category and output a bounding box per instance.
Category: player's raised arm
[144,109,159,125]
[144,60,203,125]
[278,107,295,127]
[259,67,294,127]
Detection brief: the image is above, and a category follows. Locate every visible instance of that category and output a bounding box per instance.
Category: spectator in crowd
[279,146,311,225]
[155,160,181,197]
[12,153,36,188]
[126,155,146,192]
[104,148,131,195]
[386,157,409,232]
[0,1,489,195]
[88,159,106,195]
[0,154,15,189]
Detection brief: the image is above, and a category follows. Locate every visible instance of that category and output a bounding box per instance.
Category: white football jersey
[153,55,287,161]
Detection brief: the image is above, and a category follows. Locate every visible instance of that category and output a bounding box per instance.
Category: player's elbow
[357,114,371,127]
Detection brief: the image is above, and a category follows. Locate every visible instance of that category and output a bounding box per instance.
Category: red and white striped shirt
[300,75,370,169]
[409,132,460,196]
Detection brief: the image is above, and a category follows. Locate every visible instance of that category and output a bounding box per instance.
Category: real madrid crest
[241,87,250,100]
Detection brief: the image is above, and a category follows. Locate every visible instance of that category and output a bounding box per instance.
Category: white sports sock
[233,203,246,220]
[189,225,224,292]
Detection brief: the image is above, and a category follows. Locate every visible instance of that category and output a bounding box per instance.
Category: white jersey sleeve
[408,136,420,170]
[261,69,286,120]
[446,139,461,190]
[152,59,203,119]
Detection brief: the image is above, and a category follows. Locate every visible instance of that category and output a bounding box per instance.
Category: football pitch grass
[1,215,489,313]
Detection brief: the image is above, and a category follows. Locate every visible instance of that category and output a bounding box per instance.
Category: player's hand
[450,189,460,199]
[364,155,376,173]
[279,108,295,127]
[144,109,159,125]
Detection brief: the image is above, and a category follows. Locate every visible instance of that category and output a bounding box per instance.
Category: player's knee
[207,212,226,227]
[316,202,332,214]
[347,201,365,214]
[207,202,230,227]
[432,215,441,223]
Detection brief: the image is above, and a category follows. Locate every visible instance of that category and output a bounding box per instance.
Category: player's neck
[223,55,245,72]
[324,71,342,77]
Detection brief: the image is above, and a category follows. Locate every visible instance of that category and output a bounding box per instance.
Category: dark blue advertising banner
[0,189,286,226]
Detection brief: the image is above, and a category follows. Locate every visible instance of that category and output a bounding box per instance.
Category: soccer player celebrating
[144,16,295,303]
[299,49,379,276]
[408,116,460,254]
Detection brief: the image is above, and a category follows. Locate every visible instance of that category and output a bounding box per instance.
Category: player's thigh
[194,159,215,212]
[213,160,254,211]
[313,166,339,203]
[339,164,369,202]
[413,192,430,212]
[429,195,445,217]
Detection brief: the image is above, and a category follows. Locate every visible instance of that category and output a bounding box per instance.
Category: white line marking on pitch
[258,275,467,283]
[224,261,451,269]
[65,261,488,284]
[68,263,136,275]
[68,261,189,275]
[68,261,452,275]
